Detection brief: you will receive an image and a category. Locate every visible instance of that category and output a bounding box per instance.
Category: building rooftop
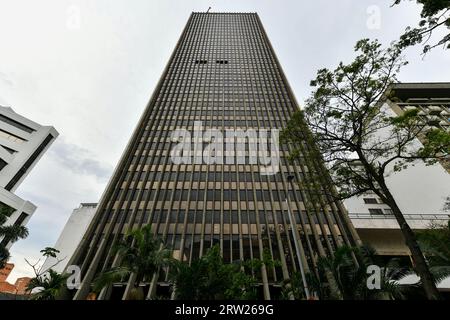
[389,82,450,101]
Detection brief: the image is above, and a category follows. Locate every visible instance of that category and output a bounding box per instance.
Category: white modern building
[41,203,97,273]
[0,106,58,249]
[344,83,450,257]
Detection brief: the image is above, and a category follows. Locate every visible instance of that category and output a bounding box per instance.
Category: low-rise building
[41,203,97,273]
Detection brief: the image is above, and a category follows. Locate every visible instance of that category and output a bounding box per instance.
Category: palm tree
[0,246,10,269]
[313,243,450,300]
[26,269,69,300]
[169,245,258,300]
[282,271,324,300]
[93,225,172,300]
[310,245,410,300]
[416,220,450,268]
[0,204,28,268]
[401,221,450,296]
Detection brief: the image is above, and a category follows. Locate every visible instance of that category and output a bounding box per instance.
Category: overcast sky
[1,0,449,281]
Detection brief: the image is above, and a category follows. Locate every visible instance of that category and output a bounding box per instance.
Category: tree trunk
[128,286,145,300]
[324,269,343,300]
[379,181,442,300]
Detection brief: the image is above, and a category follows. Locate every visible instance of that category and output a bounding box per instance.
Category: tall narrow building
[69,12,360,300]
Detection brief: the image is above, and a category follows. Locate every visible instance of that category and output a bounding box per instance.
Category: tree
[27,269,69,300]
[416,220,450,268]
[93,225,172,300]
[40,247,60,259]
[393,0,450,53]
[25,247,68,300]
[281,39,449,299]
[285,244,449,300]
[0,203,28,268]
[282,271,324,300]
[317,245,412,300]
[413,221,450,292]
[169,245,268,300]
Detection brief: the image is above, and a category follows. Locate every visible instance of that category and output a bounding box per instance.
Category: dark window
[161,210,168,222]
[190,190,198,201]
[179,211,185,223]
[363,198,378,204]
[187,210,195,223]
[1,145,16,154]
[205,211,212,223]
[195,211,203,222]
[223,211,230,223]
[6,134,53,191]
[143,210,150,223]
[0,158,7,171]
[151,211,159,223]
[0,114,34,133]
[193,172,200,181]
[0,202,15,217]
[231,210,239,223]
[213,210,221,223]
[256,190,263,201]
[174,189,182,201]
[272,191,280,202]
[169,211,178,223]
[368,208,384,215]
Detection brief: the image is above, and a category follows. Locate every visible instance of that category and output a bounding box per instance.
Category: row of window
[118,187,301,203]
[368,208,393,215]
[0,129,27,144]
[0,114,35,133]
[138,120,285,129]
[108,209,331,225]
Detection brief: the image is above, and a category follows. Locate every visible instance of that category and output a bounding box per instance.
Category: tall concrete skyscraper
[69,12,360,300]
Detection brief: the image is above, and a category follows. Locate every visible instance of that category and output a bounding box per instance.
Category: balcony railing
[348,213,450,221]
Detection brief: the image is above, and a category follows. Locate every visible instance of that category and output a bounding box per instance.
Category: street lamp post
[286,174,311,300]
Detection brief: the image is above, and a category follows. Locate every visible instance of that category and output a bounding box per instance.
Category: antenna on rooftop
[206,7,211,13]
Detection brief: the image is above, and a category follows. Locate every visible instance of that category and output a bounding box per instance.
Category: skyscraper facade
[69,12,360,300]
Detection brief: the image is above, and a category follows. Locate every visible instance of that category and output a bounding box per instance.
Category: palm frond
[0,246,10,269]
[92,266,131,293]
[430,266,450,285]
[27,269,70,300]
[0,225,29,242]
